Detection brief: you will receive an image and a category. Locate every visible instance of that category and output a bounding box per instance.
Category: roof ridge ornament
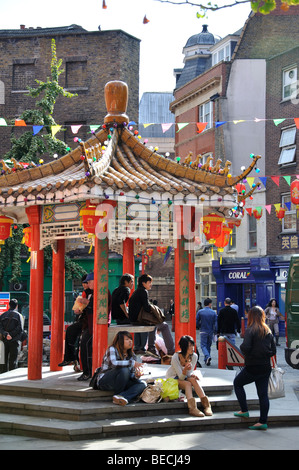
[104,80,129,125]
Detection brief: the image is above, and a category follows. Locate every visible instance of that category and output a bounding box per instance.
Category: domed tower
[174,24,216,89]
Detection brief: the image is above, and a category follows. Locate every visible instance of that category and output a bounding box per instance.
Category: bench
[108,324,156,346]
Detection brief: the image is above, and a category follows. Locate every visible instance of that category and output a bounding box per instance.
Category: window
[195,266,216,306]
[283,67,297,101]
[248,214,257,250]
[211,43,231,66]
[278,127,296,165]
[65,59,87,90]
[12,61,36,91]
[199,101,213,130]
[282,193,297,232]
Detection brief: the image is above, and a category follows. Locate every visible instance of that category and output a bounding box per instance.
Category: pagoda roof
[0,80,260,225]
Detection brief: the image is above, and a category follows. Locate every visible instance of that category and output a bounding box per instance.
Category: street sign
[0,292,10,315]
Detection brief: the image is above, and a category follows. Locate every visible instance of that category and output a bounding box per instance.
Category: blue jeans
[97,367,146,402]
[233,365,271,424]
[200,331,213,361]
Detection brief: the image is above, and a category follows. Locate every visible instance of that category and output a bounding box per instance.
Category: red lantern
[214,226,232,252]
[23,227,31,248]
[227,219,242,230]
[253,208,262,220]
[0,215,13,242]
[80,201,107,234]
[291,180,299,206]
[147,248,154,257]
[157,245,168,254]
[235,183,246,195]
[276,207,286,222]
[202,213,225,244]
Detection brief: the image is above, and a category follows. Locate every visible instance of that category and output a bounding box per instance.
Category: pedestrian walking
[0,299,24,372]
[217,297,241,345]
[233,305,276,430]
[265,299,282,346]
[196,298,217,366]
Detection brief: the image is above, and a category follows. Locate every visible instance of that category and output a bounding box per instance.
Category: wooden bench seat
[108,324,156,345]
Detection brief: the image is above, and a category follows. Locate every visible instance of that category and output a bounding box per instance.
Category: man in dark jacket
[217,297,241,345]
[0,299,23,372]
[111,273,134,324]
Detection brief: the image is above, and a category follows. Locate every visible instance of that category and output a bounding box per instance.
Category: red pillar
[92,236,109,373]
[123,237,135,281]
[26,206,44,380]
[50,239,65,371]
[174,205,190,349]
[188,251,196,342]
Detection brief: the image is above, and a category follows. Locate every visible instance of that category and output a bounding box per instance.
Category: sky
[0,0,252,98]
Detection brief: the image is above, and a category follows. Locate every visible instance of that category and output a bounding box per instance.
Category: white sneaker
[113,395,128,406]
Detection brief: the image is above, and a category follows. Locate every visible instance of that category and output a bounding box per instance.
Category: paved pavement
[0,330,299,451]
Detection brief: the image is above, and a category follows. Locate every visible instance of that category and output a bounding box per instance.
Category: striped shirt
[97,346,136,381]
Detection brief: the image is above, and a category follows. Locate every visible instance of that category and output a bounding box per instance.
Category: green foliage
[4,39,77,163]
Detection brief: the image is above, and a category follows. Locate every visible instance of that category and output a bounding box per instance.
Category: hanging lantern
[147,248,154,257]
[291,180,299,206]
[157,245,168,255]
[227,219,242,230]
[0,216,14,250]
[202,213,225,244]
[253,208,263,220]
[276,206,286,222]
[22,227,31,248]
[80,201,107,234]
[235,183,246,195]
[214,226,232,253]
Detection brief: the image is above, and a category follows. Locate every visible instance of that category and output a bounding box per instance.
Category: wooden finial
[104,80,129,124]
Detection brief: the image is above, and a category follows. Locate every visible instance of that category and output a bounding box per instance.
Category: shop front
[212,257,288,335]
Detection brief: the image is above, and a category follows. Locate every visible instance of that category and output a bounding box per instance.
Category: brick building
[0,24,140,157]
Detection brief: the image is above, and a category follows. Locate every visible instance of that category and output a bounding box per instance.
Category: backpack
[89,367,102,390]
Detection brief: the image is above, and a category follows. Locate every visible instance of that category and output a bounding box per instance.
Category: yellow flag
[51,125,61,137]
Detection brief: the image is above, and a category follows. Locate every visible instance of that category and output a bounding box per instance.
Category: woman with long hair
[233,306,276,430]
[96,331,146,405]
[166,335,212,417]
[265,298,282,346]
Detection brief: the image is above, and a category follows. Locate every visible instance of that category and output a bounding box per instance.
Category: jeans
[200,331,213,361]
[97,367,146,402]
[148,322,175,355]
[234,365,271,424]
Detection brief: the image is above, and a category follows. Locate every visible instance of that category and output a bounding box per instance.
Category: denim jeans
[97,367,146,402]
[234,365,271,424]
[200,331,214,362]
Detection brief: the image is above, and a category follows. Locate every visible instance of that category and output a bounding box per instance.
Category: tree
[153,0,299,16]
[0,39,86,284]
[4,39,76,163]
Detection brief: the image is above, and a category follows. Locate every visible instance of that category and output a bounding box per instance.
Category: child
[166,335,212,417]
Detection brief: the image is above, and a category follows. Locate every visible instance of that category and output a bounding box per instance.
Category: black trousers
[63,322,82,362]
[80,329,92,376]
[0,340,20,373]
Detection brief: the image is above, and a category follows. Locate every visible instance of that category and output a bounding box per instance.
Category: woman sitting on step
[96,331,146,406]
[166,335,213,417]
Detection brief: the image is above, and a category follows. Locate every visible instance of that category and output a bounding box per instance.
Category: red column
[25,206,44,380]
[174,205,190,349]
[50,239,65,371]
[123,237,135,280]
[188,251,196,342]
[92,236,109,373]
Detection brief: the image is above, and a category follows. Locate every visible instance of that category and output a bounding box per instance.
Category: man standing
[217,297,241,345]
[111,273,134,325]
[196,298,217,366]
[0,299,23,372]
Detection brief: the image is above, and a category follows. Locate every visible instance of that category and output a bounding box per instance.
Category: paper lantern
[22,227,31,248]
[80,202,107,234]
[214,226,232,252]
[0,216,13,251]
[227,219,242,230]
[291,180,299,206]
[157,245,168,254]
[147,248,154,257]
[253,208,263,220]
[276,207,286,222]
[235,183,246,195]
[202,213,225,244]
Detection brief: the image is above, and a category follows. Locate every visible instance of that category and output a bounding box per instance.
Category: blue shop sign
[224,270,254,282]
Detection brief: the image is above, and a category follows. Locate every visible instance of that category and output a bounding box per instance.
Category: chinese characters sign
[96,238,109,325]
[281,234,299,250]
[179,238,189,323]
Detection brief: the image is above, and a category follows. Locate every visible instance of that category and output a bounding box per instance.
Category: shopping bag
[156,378,179,401]
[268,366,285,399]
[0,340,5,365]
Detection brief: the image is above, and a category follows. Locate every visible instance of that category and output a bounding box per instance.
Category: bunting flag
[161,123,173,133]
[143,123,154,128]
[163,246,172,265]
[0,118,7,126]
[285,201,292,210]
[32,125,43,136]
[271,176,280,186]
[89,125,100,133]
[15,119,26,126]
[273,119,285,126]
[51,125,61,137]
[196,122,207,133]
[294,118,299,129]
[246,208,252,216]
[259,176,267,188]
[176,123,188,132]
[71,125,82,134]
[246,177,255,188]
[274,203,281,212]
[215,121,226,128]
[283,175,291,185]
[265,205,272,214]
[233,120,245,124]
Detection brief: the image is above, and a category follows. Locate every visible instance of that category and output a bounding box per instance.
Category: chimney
[20,25,25,29]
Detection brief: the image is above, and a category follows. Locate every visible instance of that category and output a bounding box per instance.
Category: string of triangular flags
[0,117,298,135]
